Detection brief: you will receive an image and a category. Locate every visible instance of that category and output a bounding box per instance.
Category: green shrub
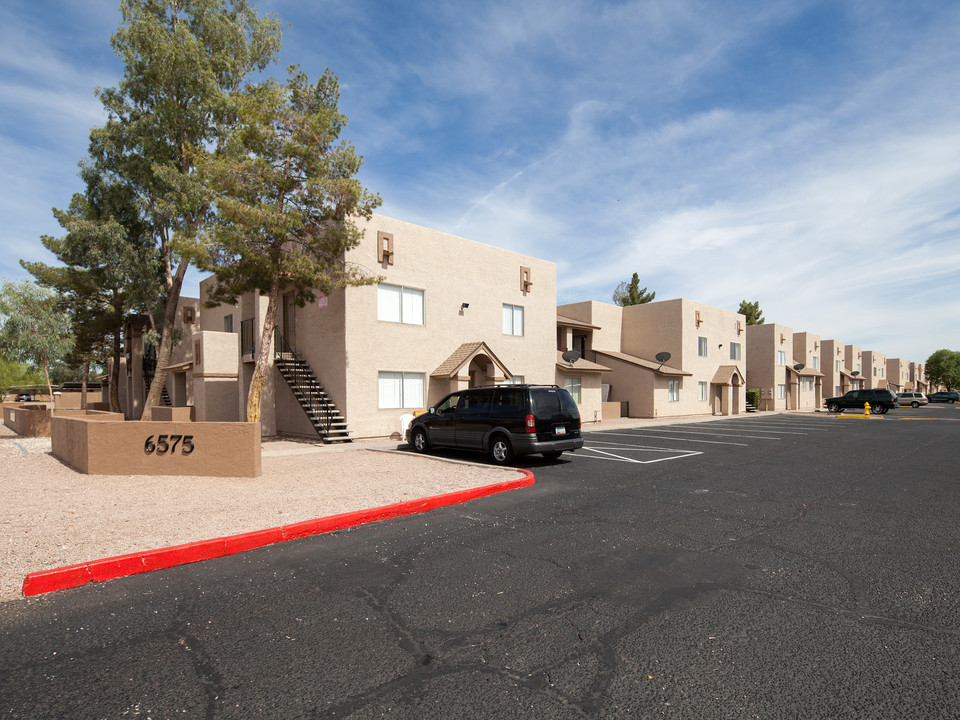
[746,390,760,408]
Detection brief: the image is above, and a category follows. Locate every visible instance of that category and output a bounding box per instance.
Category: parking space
[575,413,841,465]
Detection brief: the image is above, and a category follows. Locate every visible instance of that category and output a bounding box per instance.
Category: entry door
[282,293,296,350]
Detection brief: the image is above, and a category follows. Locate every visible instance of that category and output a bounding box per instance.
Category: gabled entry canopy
[431,341,513,381]
[711,365,745,385]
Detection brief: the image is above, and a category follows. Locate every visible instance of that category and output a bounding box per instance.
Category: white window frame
[777,384,786,400]
[698,337,708,357]
[377,371,425,409]
[668,379,680,402]
[812,356,819,370]
[698,381,707,401]
[502,304,524,336]
[777,350,785,366]
[730,342,742,361]
[564,376,582,403]
[377,283,424,325]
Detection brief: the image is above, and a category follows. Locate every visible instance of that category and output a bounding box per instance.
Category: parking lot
[3,405,959,718]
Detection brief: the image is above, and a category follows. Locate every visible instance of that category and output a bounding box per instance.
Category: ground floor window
[698,381,707,401]
[564,376,581,403]
[668,379,680,402]
[777,384,786,400]
[801,377,815,391]
[378,372,425,409]
[500,375,525,385]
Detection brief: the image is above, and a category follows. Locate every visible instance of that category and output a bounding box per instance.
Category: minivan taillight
[525,414,536,433]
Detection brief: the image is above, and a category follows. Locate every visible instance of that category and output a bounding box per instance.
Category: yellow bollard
[863,402,870,417]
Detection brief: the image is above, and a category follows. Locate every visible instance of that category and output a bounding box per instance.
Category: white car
[896,392,928,407]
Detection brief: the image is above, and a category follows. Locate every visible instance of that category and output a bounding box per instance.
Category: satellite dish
[655,352,671,363]
[561,350,581,365]
[794,363,805,371]
[851,370,860,376]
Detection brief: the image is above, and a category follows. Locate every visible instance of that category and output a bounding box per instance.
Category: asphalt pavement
[1,406,958,718]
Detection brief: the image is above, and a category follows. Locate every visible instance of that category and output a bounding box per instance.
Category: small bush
[746,390,760,408]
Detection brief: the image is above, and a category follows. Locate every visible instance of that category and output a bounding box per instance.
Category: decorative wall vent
[520,266,533,293]
[378,231,394,265]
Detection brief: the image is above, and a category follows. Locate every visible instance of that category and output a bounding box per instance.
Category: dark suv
[927,391,958,403]
[824,388,897,414]
[405,384,583,464]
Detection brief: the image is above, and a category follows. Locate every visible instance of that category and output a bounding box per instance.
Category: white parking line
[589,431,749,446]
[577,446,703,464]
[697,424,811,436]
[628,427,780,441]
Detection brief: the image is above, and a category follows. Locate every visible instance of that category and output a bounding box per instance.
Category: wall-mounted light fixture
[460,302,470,310]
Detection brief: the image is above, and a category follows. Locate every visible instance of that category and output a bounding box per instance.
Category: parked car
[896,392,928,408]
[406,384,583,464]
[927,391,959,404]
[824,388,897,414]
[14,393,31,402]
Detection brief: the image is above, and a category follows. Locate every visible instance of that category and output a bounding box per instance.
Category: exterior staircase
[274,329,352,443]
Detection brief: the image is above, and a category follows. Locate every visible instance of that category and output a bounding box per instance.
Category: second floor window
[698,337,708,357]
[812,356,819,370]
[730,342,742,361]
[378,284,424,325]
[503,304,524,336]
[777,350,785,366]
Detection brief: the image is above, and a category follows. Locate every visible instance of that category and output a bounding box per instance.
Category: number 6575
[144,434,195,455]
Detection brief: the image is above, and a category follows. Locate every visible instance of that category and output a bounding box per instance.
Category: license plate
[554,425,566,435]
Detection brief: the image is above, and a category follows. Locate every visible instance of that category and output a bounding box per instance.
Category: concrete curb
[22,469,535,598]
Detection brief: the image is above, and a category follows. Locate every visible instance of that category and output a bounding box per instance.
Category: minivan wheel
[542,451,563,461]
[489,436,514,465]
[827,403,840,413]
[911,401,920,408]
[412,428,430,453]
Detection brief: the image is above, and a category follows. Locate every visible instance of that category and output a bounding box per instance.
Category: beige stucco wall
[557,301,623,360]
[862,350,887,389]
[555,367,605,424]
[340,215,558,438]
[746,323,794,411]
[620,299,747,417]
[845,344,864,388]
[51,416,261,477]
[792,332,822,410]
[821,340,846,397]
[886,358,909,393]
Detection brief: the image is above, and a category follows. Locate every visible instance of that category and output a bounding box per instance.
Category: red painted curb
[22,469,535,598]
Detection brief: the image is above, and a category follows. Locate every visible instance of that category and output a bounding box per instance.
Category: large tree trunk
[141,257,189,419]
[246,282,281,425]
[110,328,122,414]
[81,359,90,410]
[42,351,53,403]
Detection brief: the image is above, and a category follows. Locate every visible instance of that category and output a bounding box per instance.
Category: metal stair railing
[273,327,335,437]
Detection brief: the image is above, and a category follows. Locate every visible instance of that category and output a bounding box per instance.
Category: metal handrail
[274,327,333,436]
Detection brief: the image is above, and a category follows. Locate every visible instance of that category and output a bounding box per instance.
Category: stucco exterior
[792,332,823,410]
[885,358,910,394]
[745,323,796,411]
[862,350,887,389]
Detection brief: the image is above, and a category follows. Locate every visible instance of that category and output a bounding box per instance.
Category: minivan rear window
[531,388,562,416]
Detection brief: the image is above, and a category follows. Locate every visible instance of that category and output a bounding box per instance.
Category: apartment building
[555,313,610,423]
[792,332,824,410]
[820,340,848,397]
[862,350,887,389]
[194,214,558,439]
[559,298,746,418]
[909,362,928,393]
[844,345,866,391]
[886,358,910,394]
[745,323,796,411]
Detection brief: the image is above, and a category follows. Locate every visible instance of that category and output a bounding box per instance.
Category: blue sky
[2,0,959,363]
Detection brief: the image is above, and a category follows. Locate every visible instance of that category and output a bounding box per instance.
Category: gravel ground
[0,424,516,602]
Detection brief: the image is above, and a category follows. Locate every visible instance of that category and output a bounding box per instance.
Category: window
[668,379,680,402]
[698,337,708,357]
[502,304,524,336]
[873,367,877,377]
[377,284,424,325]
[378,372,425,409]
[730,342,742,361]
[223,314,234,333]
[777,350,786,366]
[812,356,819,370]
[836,360,841,372]
[802,377,814,391]
[698,381,707,401]
[500,375,525,385]
[777,384,786,400]
[564,376,581,403]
